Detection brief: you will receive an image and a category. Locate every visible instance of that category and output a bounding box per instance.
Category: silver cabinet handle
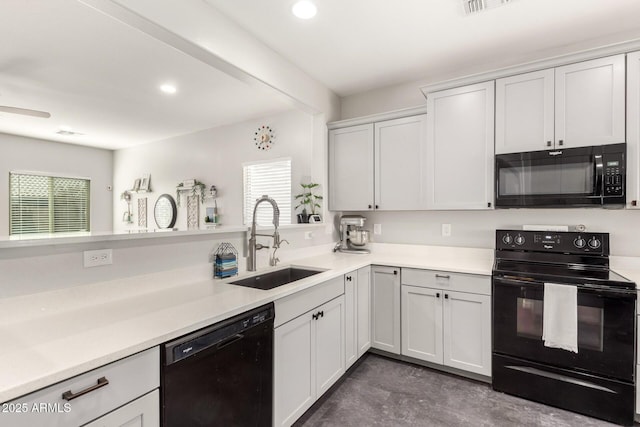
[62,377,109,401]
[435,274,450,279]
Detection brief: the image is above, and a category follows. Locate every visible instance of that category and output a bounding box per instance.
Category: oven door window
[516,297,603,351]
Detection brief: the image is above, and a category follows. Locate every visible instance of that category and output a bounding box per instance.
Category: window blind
[10,173,90,235]
[243,159,291,226]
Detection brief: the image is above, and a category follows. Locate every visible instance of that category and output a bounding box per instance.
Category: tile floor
[295,354,619,427]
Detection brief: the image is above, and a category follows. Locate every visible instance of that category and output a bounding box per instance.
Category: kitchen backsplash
[359,208,640,257]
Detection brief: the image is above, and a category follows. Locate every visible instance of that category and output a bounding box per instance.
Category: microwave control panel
[603,156,624,196]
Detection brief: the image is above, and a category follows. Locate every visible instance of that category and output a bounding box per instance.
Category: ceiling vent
[463,0,513,14]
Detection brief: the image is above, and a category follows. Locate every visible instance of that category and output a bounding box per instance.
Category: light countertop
[0,243,493,403]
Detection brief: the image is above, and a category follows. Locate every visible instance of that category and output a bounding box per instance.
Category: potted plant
[294,182,322,223]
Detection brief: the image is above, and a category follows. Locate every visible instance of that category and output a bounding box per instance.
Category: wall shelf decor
[137,197,147,228]
[176,181,207,206]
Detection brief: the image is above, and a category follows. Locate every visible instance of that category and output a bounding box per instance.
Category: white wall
[0,132,114,236]
[112,109,327,231]
[361,209,640,257]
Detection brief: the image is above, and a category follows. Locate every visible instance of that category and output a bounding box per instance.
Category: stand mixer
[334,215,371,254]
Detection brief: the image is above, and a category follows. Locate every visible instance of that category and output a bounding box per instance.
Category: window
[243,159,291,226]
[10,172,90,235]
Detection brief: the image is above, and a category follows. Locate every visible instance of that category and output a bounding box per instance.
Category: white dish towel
[542,283,578,353]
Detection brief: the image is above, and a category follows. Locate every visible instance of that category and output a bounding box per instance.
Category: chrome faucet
[247,195,289,271]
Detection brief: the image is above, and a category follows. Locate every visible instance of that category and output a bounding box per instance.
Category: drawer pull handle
[435,274,450,279]
[62,377,109,401]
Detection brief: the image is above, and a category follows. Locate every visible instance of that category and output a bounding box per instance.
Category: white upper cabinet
[627,51,640,208]
[496,55,625,154]
[374,115,428,210]
[426,81,495,210]
[328,124,374,211]
[496,69,555,154]
[555,55,626,148]
[328,113,427,211]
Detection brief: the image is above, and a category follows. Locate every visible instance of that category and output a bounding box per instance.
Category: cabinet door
[274,312,315,427]
[374,115,428,210]
[344,272,358,368]
[401,285,443,364]
[426,81,495,210]
[495,69,555,154]
[328,124,374,211]
[627,51,640,209]
[555,55,625,148]
[371,266,401,354]
[315,296,345,397]
[442,291,491,376]
[83,390,159,427]
[356,266,372,358]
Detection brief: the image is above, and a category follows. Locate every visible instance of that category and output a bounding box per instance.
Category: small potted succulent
[294,182,322,223]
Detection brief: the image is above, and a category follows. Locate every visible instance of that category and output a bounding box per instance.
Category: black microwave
[495,143,626,208]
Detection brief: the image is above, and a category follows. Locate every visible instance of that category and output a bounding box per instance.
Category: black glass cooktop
[493,259,635,290]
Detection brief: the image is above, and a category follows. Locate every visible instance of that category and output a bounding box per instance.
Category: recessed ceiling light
[292,0,317,19]
[56,125,84,136]
[160,84,177,94]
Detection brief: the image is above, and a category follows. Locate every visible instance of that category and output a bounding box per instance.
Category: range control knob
[573,237,586,249]
[514,235,525,246]
[588,238,601,249]
[502,234,513,245]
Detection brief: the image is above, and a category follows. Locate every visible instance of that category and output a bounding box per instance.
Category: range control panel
[496,229,609,255]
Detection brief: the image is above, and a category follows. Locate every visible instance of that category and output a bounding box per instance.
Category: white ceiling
[207,0,640,96]
[0,0,292,150]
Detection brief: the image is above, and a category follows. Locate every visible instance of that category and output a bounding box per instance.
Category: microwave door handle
[594,155,604,197]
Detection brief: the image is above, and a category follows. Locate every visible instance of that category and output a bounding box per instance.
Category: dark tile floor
[295,354,620,427]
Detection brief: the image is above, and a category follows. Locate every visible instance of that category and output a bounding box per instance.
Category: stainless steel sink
[230,267,323,290]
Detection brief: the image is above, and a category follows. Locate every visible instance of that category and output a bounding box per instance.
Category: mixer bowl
[348,229,370,246]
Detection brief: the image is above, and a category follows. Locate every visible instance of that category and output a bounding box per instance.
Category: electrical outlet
[442,224,452,237]
[84,249,113,268]
[374,224,382,235]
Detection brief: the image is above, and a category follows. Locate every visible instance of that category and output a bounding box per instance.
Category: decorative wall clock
[254,125,275,150]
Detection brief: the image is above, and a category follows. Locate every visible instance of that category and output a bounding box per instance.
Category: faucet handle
[256,243,270,250]
[280,239,290,247]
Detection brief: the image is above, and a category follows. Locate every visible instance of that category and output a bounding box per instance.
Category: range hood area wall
[360,209,640,257]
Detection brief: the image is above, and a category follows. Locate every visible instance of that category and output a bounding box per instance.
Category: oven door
[495,145,603,207]
[493,275,636,381]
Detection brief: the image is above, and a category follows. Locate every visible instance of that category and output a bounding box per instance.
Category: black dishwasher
[161,303,274,427]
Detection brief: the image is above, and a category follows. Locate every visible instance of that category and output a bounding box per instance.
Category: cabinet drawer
[83,389,159,427]
[401,268,490,295]
[275,276,344,327]
[2,347,159,427]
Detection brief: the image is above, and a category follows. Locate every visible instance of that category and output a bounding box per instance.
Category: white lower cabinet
[356,266,372,358]
[2,347,159,427]
[345,266,372,369]
[401,268,492,377]
[402,286,443,364]
[274,295,345,427]
[371,266,401,354]
[83,390,159,427]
